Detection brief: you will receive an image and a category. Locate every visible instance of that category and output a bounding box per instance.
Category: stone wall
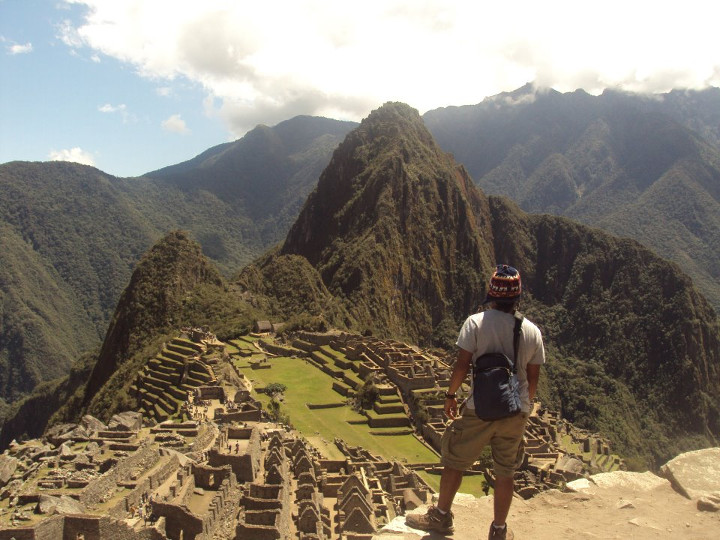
[152,501,204,540]
[208,440,258,483]
[260,340,308,358]
[80,444,159,507]
[366,416,411,428]
[0,515,164,540]
[196,386,225,400]
[112,452,181,516]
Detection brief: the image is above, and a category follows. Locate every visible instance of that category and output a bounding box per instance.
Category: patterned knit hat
[484,264,522,304]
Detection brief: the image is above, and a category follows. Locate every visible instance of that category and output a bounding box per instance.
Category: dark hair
[491,301,518,313]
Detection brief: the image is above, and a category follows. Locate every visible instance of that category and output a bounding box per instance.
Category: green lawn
[418,471,490,496]
[239,356,438,464]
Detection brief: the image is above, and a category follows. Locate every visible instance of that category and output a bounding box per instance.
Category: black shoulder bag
[471,312,523,420]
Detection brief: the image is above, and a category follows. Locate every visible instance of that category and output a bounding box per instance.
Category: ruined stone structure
[286,331,623,497]
[0,329,624,539]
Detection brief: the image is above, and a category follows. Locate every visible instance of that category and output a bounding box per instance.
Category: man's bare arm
[445,348,472,419]
[526,363,541,402]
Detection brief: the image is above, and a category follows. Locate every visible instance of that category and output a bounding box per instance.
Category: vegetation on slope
[490,197,720,465]
[424,86,720,311]
[0,231,263,445]
[0,224,97,402]
[0,116,353,411]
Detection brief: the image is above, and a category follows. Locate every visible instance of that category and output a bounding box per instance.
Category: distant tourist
[406,265,545,540]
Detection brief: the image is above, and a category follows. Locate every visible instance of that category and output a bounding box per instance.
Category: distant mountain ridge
[423,85,720,310]
[0,116,354,408]
[145,115,357,248]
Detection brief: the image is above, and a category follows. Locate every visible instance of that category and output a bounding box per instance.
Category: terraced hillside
[131,337,218,422]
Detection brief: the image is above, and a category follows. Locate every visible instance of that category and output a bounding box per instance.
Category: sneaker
[405,505,454,534]
[488,522,514,540]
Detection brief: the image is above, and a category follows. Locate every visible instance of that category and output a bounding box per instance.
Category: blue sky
[2,0,719,178]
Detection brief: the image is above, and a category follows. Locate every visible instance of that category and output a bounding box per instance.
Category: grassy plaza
[236,354,438,463]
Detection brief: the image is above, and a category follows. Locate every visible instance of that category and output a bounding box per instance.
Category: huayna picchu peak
[282,102,496,343]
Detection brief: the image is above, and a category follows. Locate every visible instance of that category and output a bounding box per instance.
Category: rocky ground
[378,448,720,540]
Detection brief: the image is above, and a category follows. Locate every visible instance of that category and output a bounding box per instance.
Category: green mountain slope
[280,103,495,343]
[490,197,720,463]
[0,162,157,402]
[0,116,354,408]
[0,224,97,401]
[423,86,720,311]
[0,231,260,446]
[144,115,356,258]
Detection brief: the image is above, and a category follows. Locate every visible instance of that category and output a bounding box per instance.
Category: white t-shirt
[456,309,545,413]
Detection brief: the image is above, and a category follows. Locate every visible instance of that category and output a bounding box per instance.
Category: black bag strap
[512,311,524,373]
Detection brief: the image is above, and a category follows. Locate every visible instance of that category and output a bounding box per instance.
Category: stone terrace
[131,336,218,423]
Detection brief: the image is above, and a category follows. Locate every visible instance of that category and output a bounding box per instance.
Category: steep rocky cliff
[281,103,495,343]
[489,197,720,462]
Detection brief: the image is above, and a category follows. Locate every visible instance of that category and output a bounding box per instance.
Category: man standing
[406,265,545,540]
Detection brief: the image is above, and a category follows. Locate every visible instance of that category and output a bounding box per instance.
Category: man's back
[456,309,544,413]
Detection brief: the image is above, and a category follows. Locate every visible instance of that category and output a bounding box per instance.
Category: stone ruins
[0,326,626,539]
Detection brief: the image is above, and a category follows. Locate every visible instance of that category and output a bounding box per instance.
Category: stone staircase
[131,337,218,423]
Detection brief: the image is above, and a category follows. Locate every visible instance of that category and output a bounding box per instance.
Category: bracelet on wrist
[445,392,457,399]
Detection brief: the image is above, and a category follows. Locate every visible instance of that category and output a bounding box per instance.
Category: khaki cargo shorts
[440,408,528,478]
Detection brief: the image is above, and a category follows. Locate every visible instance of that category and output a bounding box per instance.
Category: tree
[265,382,287,397]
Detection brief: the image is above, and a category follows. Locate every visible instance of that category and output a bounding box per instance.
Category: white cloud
[98,103,126,113]
[48,147,96,166]
[97,102,135,123]
[8,42,33,55]
[156,87,172,97]
[60,0,720,136]
[162,114,190,134]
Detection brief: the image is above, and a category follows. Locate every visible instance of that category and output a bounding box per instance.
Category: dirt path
[378,476,720,539]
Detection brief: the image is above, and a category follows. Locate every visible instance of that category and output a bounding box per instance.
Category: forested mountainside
[244,102,720,464]
[0,162,156,406]
[0,231,260,448]
[0,116,353,410]
[424,86,720,311]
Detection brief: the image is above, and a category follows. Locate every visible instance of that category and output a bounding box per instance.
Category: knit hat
[484,264,522,304]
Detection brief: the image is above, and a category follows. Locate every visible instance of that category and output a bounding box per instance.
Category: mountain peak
[280,102,494,343]
[82,230,223,411]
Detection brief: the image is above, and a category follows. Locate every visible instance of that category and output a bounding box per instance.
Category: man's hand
[444,348,472,421]
[445,396,459,419]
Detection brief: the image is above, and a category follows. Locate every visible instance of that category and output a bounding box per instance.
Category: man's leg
[404,465,462,533]
[492,475,514,526]
[437,466,464,512]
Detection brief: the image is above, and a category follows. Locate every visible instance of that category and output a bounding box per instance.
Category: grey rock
[83,441,101,459]
[59,444,76,461]
[36,494,86,515]
[0,455,19,487]
[555,455,584,474]
[108,411,143,432]
[44,423,77,440]
[660,447,720,500]
[80,414,107,433]
[58,425,92,442]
